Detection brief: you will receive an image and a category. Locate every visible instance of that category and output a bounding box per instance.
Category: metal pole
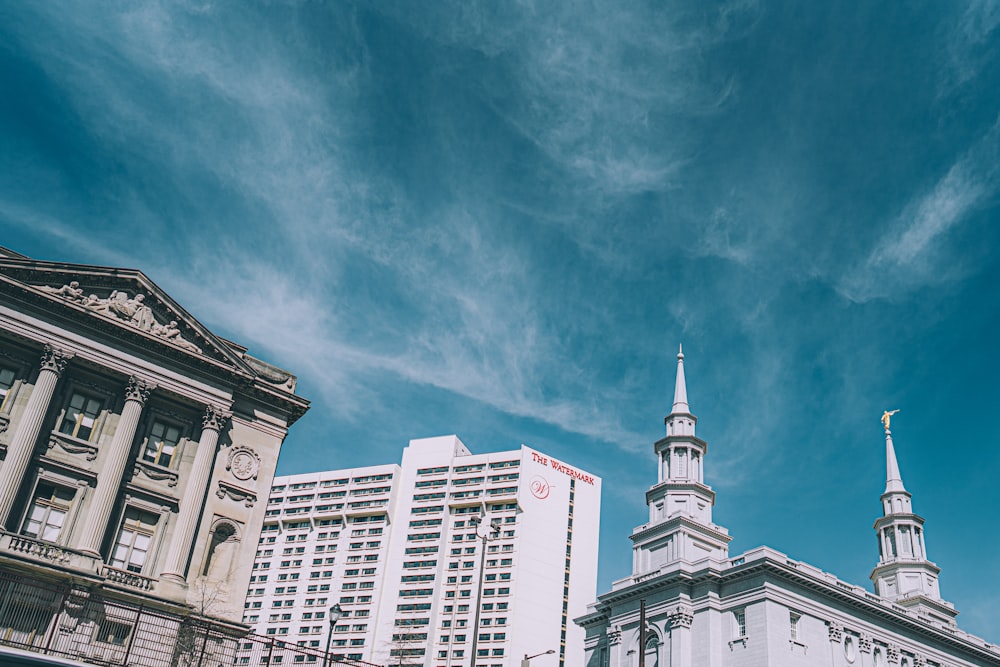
[324,624,334,667]
[469,530,488,667]
[638,599,646,667]
[122,603,142,664]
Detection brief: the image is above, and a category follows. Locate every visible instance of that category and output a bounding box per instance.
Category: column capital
[667,604,693,629]
[202,405,232,432]
[40,344,72,375]
[826,621,843,643]
[125,376,155,404]
[858,633,873,654]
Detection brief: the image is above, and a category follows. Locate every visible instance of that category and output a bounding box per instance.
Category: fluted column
[160,405,230,584]
[0,345,72,526]
[76,376,152,556]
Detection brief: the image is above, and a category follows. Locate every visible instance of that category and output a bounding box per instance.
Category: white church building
[575,348,1000,667]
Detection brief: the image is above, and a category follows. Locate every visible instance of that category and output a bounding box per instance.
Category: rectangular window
[0,367,16,411]
[59,392,102,441]
[733,609,746,638]
[110,508,158,573]
[22,483,74,542]
[143,420,182,467]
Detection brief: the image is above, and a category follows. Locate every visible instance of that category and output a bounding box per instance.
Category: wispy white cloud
[940,0,1000,95]
[838,115,1000,302]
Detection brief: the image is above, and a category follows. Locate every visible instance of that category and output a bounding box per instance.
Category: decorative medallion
[529,475,550,500]
[227,445,261,481]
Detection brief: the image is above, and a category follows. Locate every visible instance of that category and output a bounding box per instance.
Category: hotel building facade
[246,435,601,667]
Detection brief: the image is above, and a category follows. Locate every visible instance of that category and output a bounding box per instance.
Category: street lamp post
[323,602,345,667]
[468,511,500,667]
[521,649,556,667]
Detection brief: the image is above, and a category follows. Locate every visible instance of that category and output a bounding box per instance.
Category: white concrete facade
[576,348,1000,667]
[246,435,601,667]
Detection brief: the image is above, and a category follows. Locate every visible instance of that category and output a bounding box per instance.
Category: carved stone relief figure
[42,281,84,302]
[39,282,203,354]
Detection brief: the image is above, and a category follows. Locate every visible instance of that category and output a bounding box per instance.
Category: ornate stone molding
[227,445,261,481]
[47,432,99,461]
[42,282,203,354]
[858,634,873,654]
[827,622,843,643]
[607,625,622,645]
[132,459,179,487]
[125,376,154,404]
[667,605,694,629]
[912,655,926,667]
[202,406,232,433]
[39,345,72,375]
[886,644,901,664]
[217,479,257,507]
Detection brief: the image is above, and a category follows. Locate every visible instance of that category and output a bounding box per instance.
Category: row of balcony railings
[0,568,381,667]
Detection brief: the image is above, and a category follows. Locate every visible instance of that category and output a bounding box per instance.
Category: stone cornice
[0,265,310,424]
[653,434,708,453]
[873,513,926,529]
[644,480,715,505]
[629,513,730,545]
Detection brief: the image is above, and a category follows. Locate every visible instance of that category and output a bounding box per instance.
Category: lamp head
[329,602,344,626]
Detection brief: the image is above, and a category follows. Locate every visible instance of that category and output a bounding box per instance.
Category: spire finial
[672,343,689,413]
[882,410,906,493]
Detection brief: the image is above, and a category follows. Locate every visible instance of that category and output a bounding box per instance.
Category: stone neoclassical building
[576,347,1000,667]
[0,247,309,665]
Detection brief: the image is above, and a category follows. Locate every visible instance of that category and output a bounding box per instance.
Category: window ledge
[789,640,808,654]
[132,459,179,487]
[728,637,749,649]
[47,431,98,461]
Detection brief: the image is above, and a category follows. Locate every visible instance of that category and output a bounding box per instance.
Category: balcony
[0,531,100,573]
[101,565,155,592]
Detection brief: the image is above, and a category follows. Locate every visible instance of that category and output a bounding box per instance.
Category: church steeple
[672,344,689,413]
[870,411,957,625]
[629,346,730,575]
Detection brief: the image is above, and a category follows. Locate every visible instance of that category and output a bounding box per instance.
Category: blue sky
[3,0,1000,640]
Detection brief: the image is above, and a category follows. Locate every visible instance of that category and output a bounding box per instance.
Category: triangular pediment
[0,256,254,375]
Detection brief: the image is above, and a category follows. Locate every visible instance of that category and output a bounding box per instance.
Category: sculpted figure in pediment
[152,320,202,353]
[42,281,85,302]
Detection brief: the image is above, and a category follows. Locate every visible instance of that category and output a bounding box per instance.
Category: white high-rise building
[245,435,601,667]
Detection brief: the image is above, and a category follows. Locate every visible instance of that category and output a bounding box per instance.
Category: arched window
[643,631,659,667]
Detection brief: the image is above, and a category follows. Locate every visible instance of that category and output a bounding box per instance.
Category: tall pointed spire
[672,344,689,414]
[884,427,906,494]
[632,346,731,575]
[871,410,957,624]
